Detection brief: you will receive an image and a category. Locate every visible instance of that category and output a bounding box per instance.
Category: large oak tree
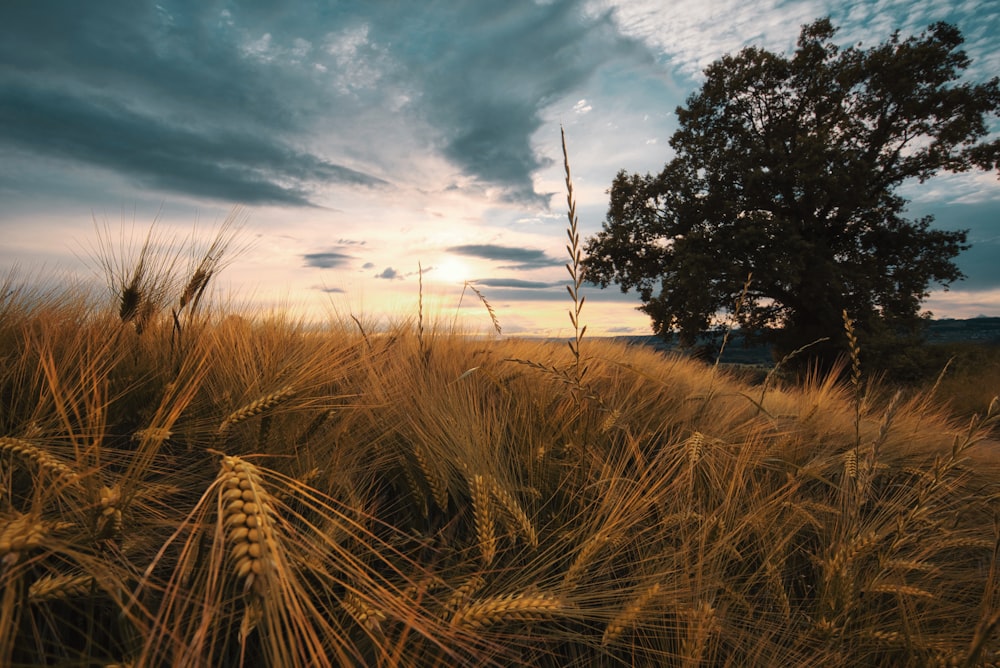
[584,19,1000,369]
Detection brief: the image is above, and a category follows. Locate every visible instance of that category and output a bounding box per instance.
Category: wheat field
[1,256,998,666]
[1,139,998,666]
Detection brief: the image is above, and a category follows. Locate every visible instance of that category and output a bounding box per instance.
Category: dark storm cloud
[303,250,355,269]
[448,244,562,270]
[375,0,650,205]
[0,0,650,207]
[0,83,386,206]
[0,1,386,206]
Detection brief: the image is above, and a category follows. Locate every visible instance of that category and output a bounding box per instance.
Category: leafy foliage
[584,18,1000,368]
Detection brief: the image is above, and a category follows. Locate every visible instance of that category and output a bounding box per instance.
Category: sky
[2,0,999,337]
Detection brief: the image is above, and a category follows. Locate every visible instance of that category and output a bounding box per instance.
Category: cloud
[0,2,395,207]
[375,267,401,280]
[447,244,562,270]
[595,0,1000,83]
[0,0,654,209]
[465,283,642,304]
[472,278,559,289]
[366,0,652,205]
[303,250,355,269]
[0,83,386,206]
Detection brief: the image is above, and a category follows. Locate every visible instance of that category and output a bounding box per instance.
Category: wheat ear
[686,432,706,467]
[218,386,295,439]
[96,485,123,538]
[561,126,586,384]
[218,456,279,595]
[563,529,613,589]
[602,582,661,646]
[452,591,565,629]
[413,444,449,511]
[1,436,80,485]
[488,476,538,548]
[0,514,47,565]
[445,573,486,612]
[28,573,97,603]
[341,589,387,634]
[681,601,718,667]
[470,474,497,566]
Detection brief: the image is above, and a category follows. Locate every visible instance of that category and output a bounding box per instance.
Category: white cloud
[573,99,593,114]
[591,0,999,82]
[241,32,275,62]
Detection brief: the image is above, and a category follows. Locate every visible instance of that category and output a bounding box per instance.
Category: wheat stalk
[418,261,429,365]
[451,591,564,629]
[713,272,752,372]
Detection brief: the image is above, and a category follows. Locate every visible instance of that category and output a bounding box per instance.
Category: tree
[583,18,1000,371]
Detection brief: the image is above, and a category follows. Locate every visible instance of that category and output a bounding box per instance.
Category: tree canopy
[583,18,1000,370]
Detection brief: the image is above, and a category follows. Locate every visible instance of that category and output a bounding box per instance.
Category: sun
[434,256,471,285]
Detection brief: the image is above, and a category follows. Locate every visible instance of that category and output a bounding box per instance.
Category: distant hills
[606,317,1000,366]
[923,316,1000,344]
